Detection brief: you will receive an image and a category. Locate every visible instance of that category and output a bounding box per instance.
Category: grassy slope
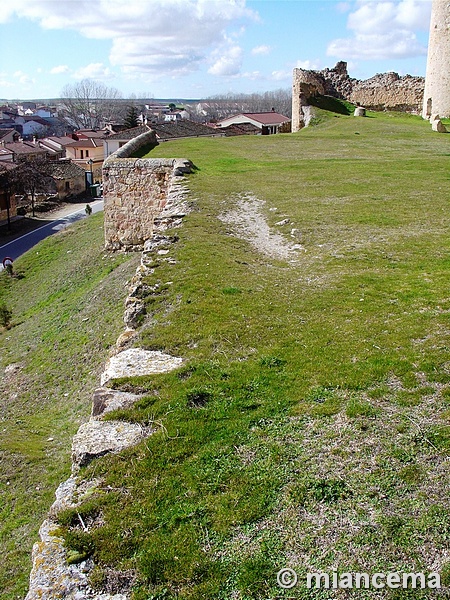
[56,112,450,599]
[3,111,450,599]
[0,213,139,599]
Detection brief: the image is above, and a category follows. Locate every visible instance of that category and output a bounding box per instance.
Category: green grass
[0,213,139,599]
[51,112,450,598]
[4,109,450,599]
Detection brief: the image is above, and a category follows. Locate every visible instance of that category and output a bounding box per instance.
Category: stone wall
[103,129,192,251]
[350,72,425,113]
[292,62,425,131]
[25,149,191,599]
[292,68,326,132]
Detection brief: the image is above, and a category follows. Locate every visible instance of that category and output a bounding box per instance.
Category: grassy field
[2,108,450,599]
[0,214,139,598]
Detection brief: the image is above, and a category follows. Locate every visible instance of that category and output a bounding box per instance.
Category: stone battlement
[103,129,192,251]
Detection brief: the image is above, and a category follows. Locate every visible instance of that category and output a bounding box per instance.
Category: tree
[10,157,53,217]
[201,88,292,122]
[0,165,15,230]
[59,79,123,129]
[124,104,140,129]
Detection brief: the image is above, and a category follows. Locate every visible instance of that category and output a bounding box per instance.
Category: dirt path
[218,193,304,262]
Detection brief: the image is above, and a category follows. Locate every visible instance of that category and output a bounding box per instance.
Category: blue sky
[0,0,432,100]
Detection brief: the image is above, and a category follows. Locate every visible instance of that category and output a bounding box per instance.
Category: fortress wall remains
[292,68,325,132]
[350,73,424,113]
[103,130,191,251]
[292,62,425,130]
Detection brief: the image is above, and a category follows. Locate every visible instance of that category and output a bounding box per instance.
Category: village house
[17,102,37,114]
[103,125,150,157]
[47,160,86,199]
[215,110,291,134]
[65,130,105,180]
[2,140,48,162]
[14,116,50,138]
[38,136,75,160]
[0,146,14,162]
[0,106,18,121]
[220,122,261,136]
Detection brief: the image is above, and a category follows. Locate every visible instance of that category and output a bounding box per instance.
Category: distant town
[0,88,291,227]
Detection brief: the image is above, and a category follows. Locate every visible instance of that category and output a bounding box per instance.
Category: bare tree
[9,157,53,217]
[0,165,15,230]
[59,79,123,129]
[200,88,292,122]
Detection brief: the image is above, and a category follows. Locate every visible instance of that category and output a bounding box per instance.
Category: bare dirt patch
[218,193,304,262]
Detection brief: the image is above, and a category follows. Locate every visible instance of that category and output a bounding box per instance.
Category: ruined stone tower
[423,0,450,119]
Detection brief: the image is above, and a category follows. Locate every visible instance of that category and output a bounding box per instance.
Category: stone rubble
[100,348,183,386]
[91,388,143,419]
[71,420,148,470]
[429,114,448,133]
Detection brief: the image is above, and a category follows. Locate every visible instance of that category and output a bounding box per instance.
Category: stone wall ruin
[103,129,192,251]
[25,131,192,599]
[292,61,425,131]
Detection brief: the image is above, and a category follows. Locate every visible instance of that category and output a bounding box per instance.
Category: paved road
[0,200,104,265]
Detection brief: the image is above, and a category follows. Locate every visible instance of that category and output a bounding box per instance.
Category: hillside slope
[3,110,450,599]
[0,213,139,598]
[60,112,450,598]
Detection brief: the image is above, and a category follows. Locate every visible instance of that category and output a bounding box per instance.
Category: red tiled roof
[44,136,76,146]
[22,116,50,127]
[75,129,106,139]
[240,112,290,125]
[106,126,150,141]
[218,112,290,126]
[4,142,47,155]
[151,120,221,140]
[65,138,101,148]
[49,160,86,179]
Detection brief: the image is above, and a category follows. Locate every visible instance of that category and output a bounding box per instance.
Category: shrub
[0,302,12,328]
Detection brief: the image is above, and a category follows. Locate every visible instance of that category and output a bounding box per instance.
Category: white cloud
[72,63,115,80]
[240,70,264,80]
[13,70,35,86]
[208,44,243,77]
[327,0,431,60]
[328,30,426,60]
[0,78,14,89]
[4,0,257,79]
[50,64,70,75]
[295,59,322,70]
[251,44,271,56]
[271,59,322,82]
[269,70,291,81]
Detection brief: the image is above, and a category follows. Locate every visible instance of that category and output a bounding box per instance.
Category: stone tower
[423,0,450,119]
